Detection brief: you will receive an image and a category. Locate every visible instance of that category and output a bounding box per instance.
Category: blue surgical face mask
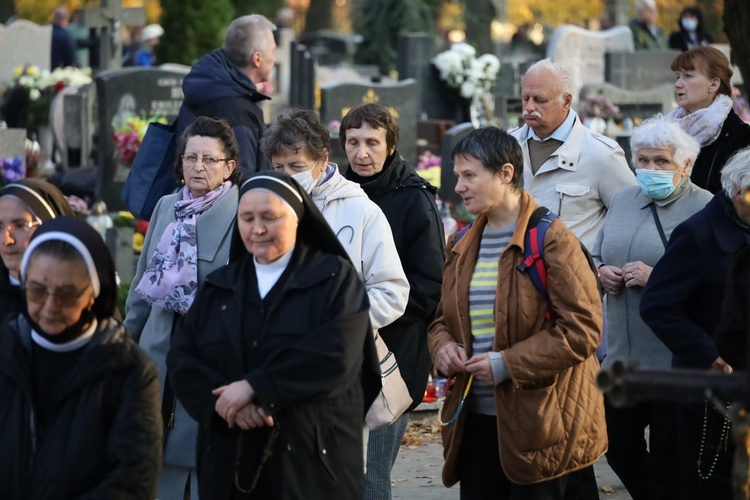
[635,169,676,200]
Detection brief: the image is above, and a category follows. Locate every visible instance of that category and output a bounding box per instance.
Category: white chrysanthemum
[29,88,41,101]
[451,42,476,59]
[477,53,501,75]
[460,80,476,99]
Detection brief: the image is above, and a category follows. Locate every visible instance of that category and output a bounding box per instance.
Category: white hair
[630,116,701,173]
[721,147,750,198]
[522,59,573,103]
[223,14,277,68]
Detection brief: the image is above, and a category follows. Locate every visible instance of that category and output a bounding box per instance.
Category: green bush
[117,281,131,320]
[353,0,436,75]
[156,0,236,65]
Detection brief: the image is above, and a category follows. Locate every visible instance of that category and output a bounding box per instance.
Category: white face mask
[291,161,320,193]
[681,17,698,31]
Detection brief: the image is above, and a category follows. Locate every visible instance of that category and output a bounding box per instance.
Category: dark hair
[28,239,85,268]
[671,46,732,96]
[174,116,242,185]
[339,104,399,153]
[452,127,524,192]
[679,6,705,32]
[261,108,330,162]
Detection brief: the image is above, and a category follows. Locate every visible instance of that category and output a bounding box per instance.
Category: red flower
[54,81,65,92]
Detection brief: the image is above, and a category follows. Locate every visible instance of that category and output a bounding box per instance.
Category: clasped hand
[436,343,494,384]
[212,380,274,430]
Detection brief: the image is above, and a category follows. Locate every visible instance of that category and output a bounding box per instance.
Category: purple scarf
[135,182,231,314]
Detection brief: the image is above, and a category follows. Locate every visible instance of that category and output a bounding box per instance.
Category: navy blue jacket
[174,49,272,178]
[51,24,77,69]
[640,193,750,368]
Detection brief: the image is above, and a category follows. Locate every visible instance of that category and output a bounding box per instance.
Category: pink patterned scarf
[135,182,232,314]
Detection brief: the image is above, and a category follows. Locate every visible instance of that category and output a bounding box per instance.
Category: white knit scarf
[666,94,733,147]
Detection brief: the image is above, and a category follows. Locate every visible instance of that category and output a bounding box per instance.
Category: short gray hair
[721,146,750,197]
[223,14,276,68]
[522,59,573,103]
[630,116,701,173]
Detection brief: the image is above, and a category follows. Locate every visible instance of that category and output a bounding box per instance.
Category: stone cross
[76,0,146,71]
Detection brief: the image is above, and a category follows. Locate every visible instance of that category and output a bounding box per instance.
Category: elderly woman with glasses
[124,116,241,499]
[0,179,73,323]
[591,117,712,500]
[640,146,750,499]
[0,217,162,498]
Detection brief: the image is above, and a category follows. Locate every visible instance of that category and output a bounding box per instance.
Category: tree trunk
[304,0,334,33]
[724,0,750,88]
[464,0,495,56]
[1,1,16,23]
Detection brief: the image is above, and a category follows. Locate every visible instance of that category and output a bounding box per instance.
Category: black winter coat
[345,153,445,411]
[167,242,380,500]
[715,246,750,370]
[174,49,272,178]
[640,193,750,369]
[0,268,23,324]
[0,316,163,499]
[668,29,712,52]
[691,109,750,194]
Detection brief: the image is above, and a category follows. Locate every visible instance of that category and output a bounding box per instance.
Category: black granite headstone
[297,30,352,66]
[320,79,419,167]
[95,67,186,210]
[289,42,316,110]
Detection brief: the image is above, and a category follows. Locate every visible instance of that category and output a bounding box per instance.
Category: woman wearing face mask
[0,179,73,323]
[261,108,409,335]
[668,6,712,52]
[0,217,162,498]
[592,117,711,500]
[667,46,750,193]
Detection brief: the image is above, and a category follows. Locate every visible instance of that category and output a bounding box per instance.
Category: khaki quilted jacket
[428,192,607,485]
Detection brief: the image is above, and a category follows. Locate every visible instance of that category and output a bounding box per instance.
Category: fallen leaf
[601,485,614,493]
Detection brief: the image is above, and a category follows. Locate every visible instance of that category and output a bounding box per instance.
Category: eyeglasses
[23,283,90,308]
[181,154,229,167]
[0,220,41,236]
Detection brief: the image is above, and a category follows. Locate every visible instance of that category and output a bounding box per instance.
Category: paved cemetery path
[392,415,632,500]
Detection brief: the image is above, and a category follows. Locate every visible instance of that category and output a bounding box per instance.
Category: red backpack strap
[517,207,557,319]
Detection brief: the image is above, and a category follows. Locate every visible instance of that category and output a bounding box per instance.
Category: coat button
[220,305,227,311]
[287,444,292,451]
[269,403,275,408]
[570,162,574,166]
[561,160,567,165]
[321,448,327,455]
[497,312,503,318]
[250,341,258,348]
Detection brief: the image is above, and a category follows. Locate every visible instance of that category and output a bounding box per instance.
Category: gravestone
[319,80,419,168]
[289,42,315,109]
[275,27,296,97]
[547,25,634,105]
[95,68,185,210]
[59,86,96,168]
[76,0,146,71]
[579,82,676,121]
[0,20,52,82]
[605,51,681,91]
[439,122,475,205]
[397,33,469,122]
[296,30,352,66]
[0,128,27,167]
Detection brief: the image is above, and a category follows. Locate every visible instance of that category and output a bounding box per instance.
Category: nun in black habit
[0,217,163,499]
[168,171,380,500]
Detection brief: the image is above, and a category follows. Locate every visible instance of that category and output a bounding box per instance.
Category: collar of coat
[450,192,538,261]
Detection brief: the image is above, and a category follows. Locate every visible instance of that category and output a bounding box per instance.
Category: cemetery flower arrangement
[416,150,441,189]
[3,65,93,126]
[580,94,621,120]
[433,43,501,100]
[113,114,168,166]
[0,155,24,186]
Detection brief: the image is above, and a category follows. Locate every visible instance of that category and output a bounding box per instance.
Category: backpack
[454,206,603,320]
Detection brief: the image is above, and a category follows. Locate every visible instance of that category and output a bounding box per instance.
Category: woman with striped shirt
[428,127,606,499]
